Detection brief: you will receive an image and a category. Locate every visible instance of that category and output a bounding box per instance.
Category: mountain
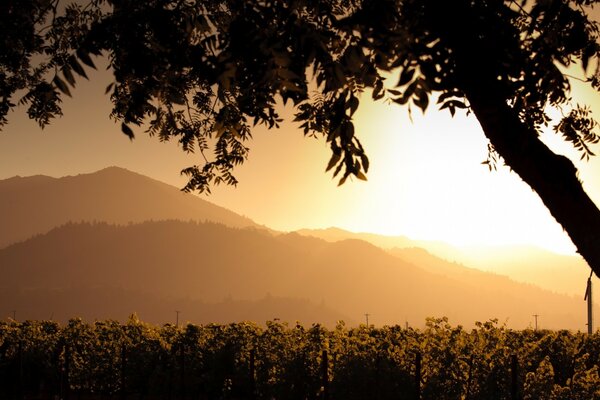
[0,220,591,330]
[0,166,260,249]
[297,228,594,297]
[458,244,594,297]
[297,228,464,261]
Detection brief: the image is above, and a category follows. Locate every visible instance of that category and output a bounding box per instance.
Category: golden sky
[1,57,599,255]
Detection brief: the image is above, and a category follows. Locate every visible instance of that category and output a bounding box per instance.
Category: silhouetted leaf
[338,172,349,186]
[326,152,341,172]
[121,122,135,140]
[347,96,359,116]
[360,153,370,173]
[69,56,88,79]
[53,76,71,97]
[440,100,467,117]
[403,80,418,100]
[62,67,76,87]
[76,48,96,69]
[372,80,384,100]
[393,95,410,105]
[414,89,429,113]
[355,170,367,181]
[397,68,415,87]
[343,121,355,140]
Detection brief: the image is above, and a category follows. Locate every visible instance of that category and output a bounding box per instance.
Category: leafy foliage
[2,317,600,399]
[554,105,600,160]
[2,0,599,191]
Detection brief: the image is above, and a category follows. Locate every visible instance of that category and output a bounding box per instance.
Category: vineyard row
[1,316,600,400]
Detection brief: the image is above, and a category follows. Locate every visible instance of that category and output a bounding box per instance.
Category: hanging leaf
[69,56,88,79]
[76,48,96,69]
[403,80,418,99]
[326,151,341,172]
[105,82,115,95]
[62,66,76,87]
[360,153,370,173]
[343,121,355,140]
[338,171,350,186]
[437,90,461,104]
[393,95,410,105]
[53,76,71,97]
[414,89,429,113]
[372,79,385,100]
[397,68,415,87]
[121,122,135,140]
[346,95,359,116]
[355,170,368,181]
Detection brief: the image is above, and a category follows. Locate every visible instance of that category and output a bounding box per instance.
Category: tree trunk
[465,79,600,276]
[430,0,600,277]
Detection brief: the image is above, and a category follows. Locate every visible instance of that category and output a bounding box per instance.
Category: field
[1,316,599,399]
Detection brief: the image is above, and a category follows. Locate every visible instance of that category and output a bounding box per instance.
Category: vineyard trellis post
[585,273,593,334]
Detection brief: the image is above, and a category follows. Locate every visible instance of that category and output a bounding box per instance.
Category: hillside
[298,227,594,296]
[0,166,260,249]
[0,220,590,330]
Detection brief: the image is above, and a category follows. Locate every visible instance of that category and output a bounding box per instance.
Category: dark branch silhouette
[2,0,600,276]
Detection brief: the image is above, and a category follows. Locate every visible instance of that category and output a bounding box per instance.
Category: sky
[1,56,599,256]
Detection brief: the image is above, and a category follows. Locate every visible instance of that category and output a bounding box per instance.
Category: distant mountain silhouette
[298,227,594,297]
[0,166,260,249]
[0,220,591,330]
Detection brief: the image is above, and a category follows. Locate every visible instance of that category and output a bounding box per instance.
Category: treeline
[1,316,599,400]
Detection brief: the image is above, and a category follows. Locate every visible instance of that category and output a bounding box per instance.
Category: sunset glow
[3,0,600,341]
[2,61,599,256]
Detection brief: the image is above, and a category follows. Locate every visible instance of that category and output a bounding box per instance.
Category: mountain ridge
[0,219,590,330]
[1,167,593,328]
[0,166,261,249]
[296,227,593,296]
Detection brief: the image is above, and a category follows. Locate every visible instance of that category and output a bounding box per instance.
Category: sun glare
[348,97,579,254]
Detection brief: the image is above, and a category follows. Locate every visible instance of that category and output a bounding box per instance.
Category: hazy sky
[1,56,599,255]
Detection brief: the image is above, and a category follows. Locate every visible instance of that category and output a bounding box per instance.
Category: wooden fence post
[415,352,422,400]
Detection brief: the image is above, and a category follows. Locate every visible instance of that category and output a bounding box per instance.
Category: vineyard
[1,316,599,400]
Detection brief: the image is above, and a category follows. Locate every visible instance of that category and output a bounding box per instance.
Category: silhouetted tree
[2,0,600,275]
